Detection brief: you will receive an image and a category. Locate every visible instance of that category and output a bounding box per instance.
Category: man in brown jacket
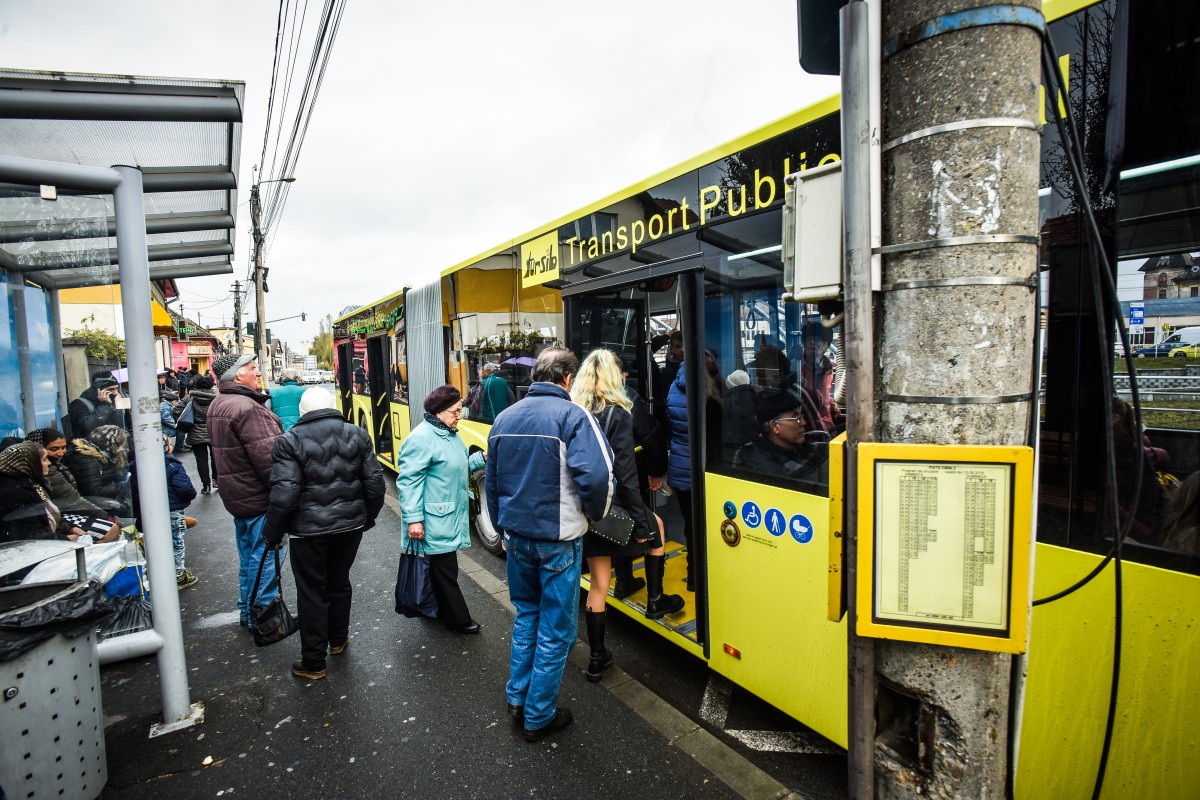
[208,353,284,629]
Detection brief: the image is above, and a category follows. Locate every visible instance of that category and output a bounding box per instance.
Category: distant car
[319,369,333,383]
[1170,344,1200,358]
[1133,343,1179,357]
[300,369,321,384]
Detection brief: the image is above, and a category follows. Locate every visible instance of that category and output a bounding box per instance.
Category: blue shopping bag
[394,540,438,619]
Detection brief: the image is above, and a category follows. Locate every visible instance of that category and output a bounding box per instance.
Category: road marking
[701,674,840,755]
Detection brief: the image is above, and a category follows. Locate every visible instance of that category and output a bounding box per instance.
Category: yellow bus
[333,1,1199,795]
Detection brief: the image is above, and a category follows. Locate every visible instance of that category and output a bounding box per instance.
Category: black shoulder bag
[588,408,636,547]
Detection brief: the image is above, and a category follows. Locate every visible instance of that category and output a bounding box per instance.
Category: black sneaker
[523,708,573,742]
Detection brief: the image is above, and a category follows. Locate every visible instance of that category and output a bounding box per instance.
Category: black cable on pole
[259,0,289,172]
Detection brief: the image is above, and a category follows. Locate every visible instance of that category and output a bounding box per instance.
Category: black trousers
[427,550,471,627]
[191,443,218,488]
[289,530,363,668]
[674,489,696,583]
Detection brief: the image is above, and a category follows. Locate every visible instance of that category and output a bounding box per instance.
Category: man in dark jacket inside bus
[486,347,613,742]
[264,387,385,680]
[208,353,284,630]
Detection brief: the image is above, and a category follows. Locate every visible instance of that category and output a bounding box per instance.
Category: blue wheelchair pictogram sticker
[789,514,814,544]
[764,508,786,537]
[741,501,761,528]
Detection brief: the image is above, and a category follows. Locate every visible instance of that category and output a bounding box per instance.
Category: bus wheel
[471,470,504,557]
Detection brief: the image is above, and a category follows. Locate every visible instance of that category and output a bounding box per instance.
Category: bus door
[335,341,354,421]
[365,334,394,463]
[564,267,709,655]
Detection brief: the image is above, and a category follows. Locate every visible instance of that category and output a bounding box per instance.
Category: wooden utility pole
[871,0,1042,797]
[231,280,242,355]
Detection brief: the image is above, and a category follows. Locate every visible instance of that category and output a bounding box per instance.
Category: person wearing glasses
[397,385,486,635]
[732,387,828,486]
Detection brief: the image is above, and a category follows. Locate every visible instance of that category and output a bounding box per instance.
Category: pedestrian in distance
[265,387,385,680]
[485,346,614,741]
[572,349,684,682]
[475,361,513,424]
[186,375,219,494]
[270,368,306,432]
[208,353,284,631]
[397,384,487,635]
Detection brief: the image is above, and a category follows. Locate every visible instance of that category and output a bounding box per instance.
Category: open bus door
[335,341,354,421]
[564,266,709,656]
[365,334,393,463]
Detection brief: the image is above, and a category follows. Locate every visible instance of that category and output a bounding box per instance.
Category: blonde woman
[572,349,684,682]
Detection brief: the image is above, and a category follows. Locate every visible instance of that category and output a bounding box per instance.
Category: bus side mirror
[782,161,843,304]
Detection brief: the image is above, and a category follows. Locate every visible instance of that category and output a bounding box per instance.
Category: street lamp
[249,174,296,382]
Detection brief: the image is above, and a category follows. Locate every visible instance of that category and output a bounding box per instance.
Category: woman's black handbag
[395,540,439,619]
[589,503,635,547]
[249,545,299,647]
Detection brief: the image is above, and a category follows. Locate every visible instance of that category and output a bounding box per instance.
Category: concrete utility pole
[874,1,1041,797]
[231,280,242,354]
[250,183,267,376]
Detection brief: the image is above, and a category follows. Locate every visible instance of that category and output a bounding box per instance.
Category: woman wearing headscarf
[397,385,486,635]
[0,441,87,542]
[27,428,120,542]
[65,424,132,517]
[573,348,684,682]
[186,374,219,493]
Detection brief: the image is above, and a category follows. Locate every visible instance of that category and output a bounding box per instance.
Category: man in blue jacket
[485,347,613,742]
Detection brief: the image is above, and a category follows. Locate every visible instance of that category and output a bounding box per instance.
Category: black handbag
[589,503,635,547]
[249,545,299,647]
[395,540,439,619]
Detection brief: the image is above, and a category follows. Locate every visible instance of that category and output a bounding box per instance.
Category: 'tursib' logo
[524,246,558,279]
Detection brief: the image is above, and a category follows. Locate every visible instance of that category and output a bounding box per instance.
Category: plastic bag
[98,594,152,641]
[0,580,116,662]
[394,541,438,618]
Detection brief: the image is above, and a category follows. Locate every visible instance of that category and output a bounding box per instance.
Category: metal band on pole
[881,276,1036,291]
[882,117,1039,151]
[877,233,1039,255]
[884,392,1035,404]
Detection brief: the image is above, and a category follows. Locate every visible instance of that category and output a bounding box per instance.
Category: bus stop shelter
[0,69,245,734]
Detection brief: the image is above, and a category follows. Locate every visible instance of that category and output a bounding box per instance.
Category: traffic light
[245,321,256,337]
[301,312,306,322]
[266,328,273,344]
[797,0,849,75]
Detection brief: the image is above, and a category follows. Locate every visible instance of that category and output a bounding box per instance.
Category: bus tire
[471,469,504,557]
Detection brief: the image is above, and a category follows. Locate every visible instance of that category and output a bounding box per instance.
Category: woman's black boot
[612,556,645,599]
[585,609,613,682]
[644,554,685,620]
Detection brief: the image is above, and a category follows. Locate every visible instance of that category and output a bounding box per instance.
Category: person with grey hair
[208,352,284,630]
[486,346,614,741]
[271,368,306,432]
[477,360,513,424]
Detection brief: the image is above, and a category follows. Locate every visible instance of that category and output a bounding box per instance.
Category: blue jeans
[169,510,187,575]
[234,514,281,625]
[505,535,583,730]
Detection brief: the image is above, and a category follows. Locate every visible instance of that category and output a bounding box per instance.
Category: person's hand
[648,475,664,492]
[264,534,283,550]
[408,522,425,540]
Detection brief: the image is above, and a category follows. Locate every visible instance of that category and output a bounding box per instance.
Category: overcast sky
[0,0,839,351]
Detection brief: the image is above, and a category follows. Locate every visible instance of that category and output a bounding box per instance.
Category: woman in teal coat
[270,369,306,431]
[398,384,487,634]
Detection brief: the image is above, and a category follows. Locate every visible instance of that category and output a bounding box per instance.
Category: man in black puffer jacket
[264,387,385,680]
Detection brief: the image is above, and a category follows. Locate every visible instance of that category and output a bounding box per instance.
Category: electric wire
[1031,29,1137,800]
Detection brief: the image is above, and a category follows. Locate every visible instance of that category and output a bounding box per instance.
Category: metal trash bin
[0,541,114,800]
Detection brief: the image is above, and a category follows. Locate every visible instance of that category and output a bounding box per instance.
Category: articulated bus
[333,1,1198,795]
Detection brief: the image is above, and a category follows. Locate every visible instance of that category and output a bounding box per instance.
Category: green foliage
[310,314,333,370]
[64,324,126,360]
[475,329,543,355]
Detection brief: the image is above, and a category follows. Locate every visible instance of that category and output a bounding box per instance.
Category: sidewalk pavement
[97,455,803,800]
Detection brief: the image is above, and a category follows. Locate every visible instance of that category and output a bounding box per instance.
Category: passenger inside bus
[732,386,829,486]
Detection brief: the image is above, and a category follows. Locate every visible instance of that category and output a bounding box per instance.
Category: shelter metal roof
[0,69,244,290]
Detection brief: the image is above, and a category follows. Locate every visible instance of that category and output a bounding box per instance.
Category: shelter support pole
[112,165,196,732]
[10,279,37,433]
[49,289,68,429]
[841,3,876,797]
